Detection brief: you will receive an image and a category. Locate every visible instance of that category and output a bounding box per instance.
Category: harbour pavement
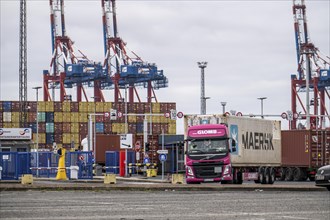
[0,174,327,192]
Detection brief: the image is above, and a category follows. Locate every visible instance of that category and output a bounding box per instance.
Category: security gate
[68,151,93,179]
[0,152,19,180]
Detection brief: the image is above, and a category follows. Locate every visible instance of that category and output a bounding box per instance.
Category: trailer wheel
[293,167,302,181]
[285,168,293,181]
[279,168,286,181]
[259,167,266,184]
[268,167,275,184]
[264,167,270,184]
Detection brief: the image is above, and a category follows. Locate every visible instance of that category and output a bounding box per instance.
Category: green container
[46,122,54,133]
[37,112,46,122]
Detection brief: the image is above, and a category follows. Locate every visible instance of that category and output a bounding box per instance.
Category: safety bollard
[171,174,184,184]
[21,174,33,185]
[104,174,116,184]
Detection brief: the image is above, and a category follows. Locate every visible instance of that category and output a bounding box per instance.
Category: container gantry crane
[291,0,330,129]
[43,0,106,102]
[42,0,168,103]
[101,0,168,104]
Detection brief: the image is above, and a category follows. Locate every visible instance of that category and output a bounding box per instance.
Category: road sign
[144,158,150,164]
[117,111,123,118]
[170,109,177,120]
[110,109,117,120]
[159,154,167,162]
[120,134,133,149]
[177,111,184,118]
[164,112,170,118]
[135,141,141,150]
[157,149,168,154]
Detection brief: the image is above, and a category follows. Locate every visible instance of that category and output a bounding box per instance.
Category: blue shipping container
[46,134,55,144]
[136,123,144,133]
[95,123,104,133]
[46,112,54,123]
[3,101,12,111]
[28,123,37,133]
[46,122,54,133]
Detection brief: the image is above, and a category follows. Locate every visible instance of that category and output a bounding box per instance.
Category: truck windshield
[187,139,228,154]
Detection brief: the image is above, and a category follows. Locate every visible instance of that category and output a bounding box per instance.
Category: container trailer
[184,114,329,184]
[184,114,281,184]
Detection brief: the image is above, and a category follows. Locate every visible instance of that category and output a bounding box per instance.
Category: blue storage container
[46,133,55,144]
[28,123,37,133]
[136,123,144,133]
[3,101,12,111]
[46,112,54,122]
[95,123,104,133]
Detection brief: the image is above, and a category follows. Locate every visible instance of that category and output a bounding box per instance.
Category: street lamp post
[32,86,42,177]
[257,97,267,119]
[221,102,227,114]
[197,61,208,115]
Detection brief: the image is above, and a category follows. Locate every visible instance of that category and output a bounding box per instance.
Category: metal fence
[0,151,93,180]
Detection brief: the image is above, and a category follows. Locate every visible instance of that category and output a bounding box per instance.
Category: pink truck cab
[185,124,236,184]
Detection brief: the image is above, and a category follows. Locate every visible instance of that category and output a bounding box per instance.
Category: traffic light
[145,143,150,152]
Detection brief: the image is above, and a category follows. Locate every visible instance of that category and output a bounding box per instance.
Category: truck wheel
[301,169,308,181]
[293,168,302,181]
[236,171,243,184]
[268,167,275,184]
[308,176,315,181]
[285,168,293,181]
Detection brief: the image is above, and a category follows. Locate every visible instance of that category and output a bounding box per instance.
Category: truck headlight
[223,164,231,175]
[187,166,194,176]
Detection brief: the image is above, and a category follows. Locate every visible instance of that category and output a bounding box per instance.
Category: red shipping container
[38,123,46,133]
[63,123,71,133]
[95,134,121,164]
[104,123,112,134]
[54,102,63,112]
[54,123,63,133]
[79,123,88,134]
[70,102,79,112]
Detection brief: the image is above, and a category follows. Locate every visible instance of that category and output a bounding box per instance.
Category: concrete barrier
[104,174,116,184]
[21,174,33,185]
[171,174,184,184]
[146,169,157,177]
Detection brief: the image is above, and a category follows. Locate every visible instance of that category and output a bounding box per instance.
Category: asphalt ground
[0,175,327,192]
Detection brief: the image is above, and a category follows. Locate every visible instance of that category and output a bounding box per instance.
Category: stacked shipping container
[0,101,177,151]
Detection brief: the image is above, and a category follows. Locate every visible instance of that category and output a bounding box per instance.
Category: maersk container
[184,114,282,167]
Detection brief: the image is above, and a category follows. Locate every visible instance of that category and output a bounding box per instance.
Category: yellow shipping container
[37,101,46,112]
[79,102,88,112]
[62,112,71,122]
[88,102,95,113]
[95,102,104,112]
[11,122,20,128]
[151,115,161,123]
[70,112,79,123]
[152,103,161,113]
[71,123,79,133]
[11,112,20,123]
[128,115,137,123]
[45,101,54,112]
[62,133,71,144]
[79,113,88,122]
[112,123,125,133]
[33,133,46,144]
[62,102,71,112]
[168,123,176,135]
[3,123,11,128]
[54,112,63,122]
[103,102,112,113]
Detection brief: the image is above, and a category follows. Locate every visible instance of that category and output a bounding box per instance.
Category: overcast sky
[1,0,329,134]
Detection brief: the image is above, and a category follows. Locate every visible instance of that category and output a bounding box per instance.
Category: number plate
[316,175,324,180]
[204,179,214,182]
[214,167,222,173]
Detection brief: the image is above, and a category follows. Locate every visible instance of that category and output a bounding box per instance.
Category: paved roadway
[1,190,329,220]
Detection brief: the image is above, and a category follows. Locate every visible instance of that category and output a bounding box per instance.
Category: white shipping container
[184,114,281,167]
[3,112,12,122]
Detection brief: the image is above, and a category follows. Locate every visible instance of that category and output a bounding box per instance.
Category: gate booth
[0,151,93,180]
[158,135,185,174]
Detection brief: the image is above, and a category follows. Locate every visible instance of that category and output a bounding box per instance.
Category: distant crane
[19,0,28,127]
[101,0,168,103]
[291,0,330,129]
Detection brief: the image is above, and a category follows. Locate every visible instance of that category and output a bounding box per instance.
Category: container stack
[0,101,177,150]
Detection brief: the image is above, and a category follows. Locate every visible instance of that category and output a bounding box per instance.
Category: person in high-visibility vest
[56,147,67,180]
